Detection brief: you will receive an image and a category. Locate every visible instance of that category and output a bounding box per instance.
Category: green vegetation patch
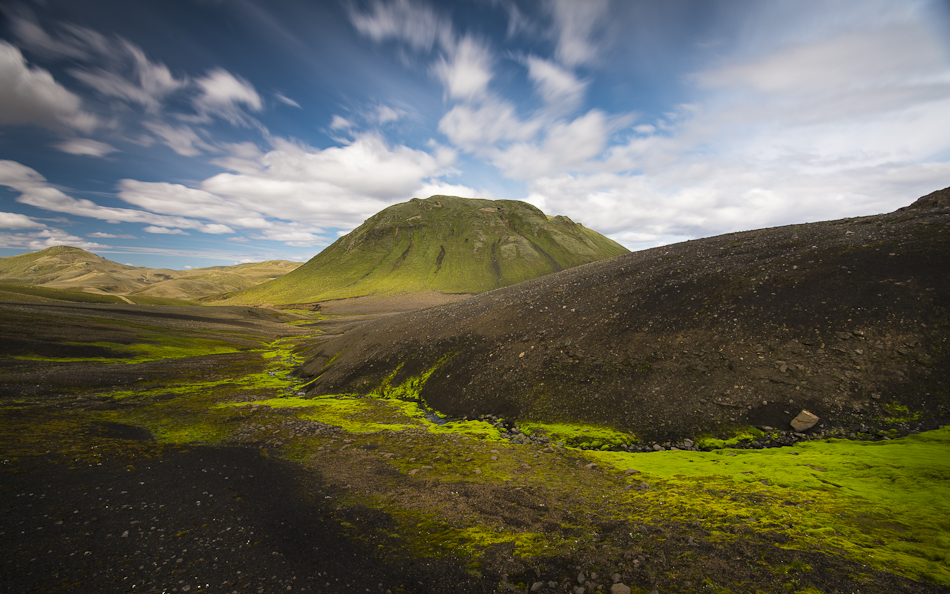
[588,427,950,584]
[521,421,637,449]
[66,333,239,363]
[696,426,766,449]
[223,394,505,440]
[366,507,562,573]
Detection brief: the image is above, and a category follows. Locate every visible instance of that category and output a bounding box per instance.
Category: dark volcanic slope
[223,195,628,305]
[299,190,950,441]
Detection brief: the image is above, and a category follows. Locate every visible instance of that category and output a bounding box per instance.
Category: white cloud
[12,17,118,61]
[348,0,450,52]
[209,142,265,174]
[432,35,494,99]
[329,114,354,130]
[202,134,450,219]
[522,55,587,109]
[0,41,97,132]
[0,211,44,229]
[548,0,611,67]
[414,180,491,200]
[111,133,461,240]
[274,92,301,108]
[376,104,402,124]
[143,121,213,156]
[0,159,238,234]
[477,9,950,249]
[193,68,262,124]
[0,227,110,251]
[118,177,327,243]
[143,226,189,235]
[492,110,610,178]
[53,138,118,157]
[14,18,185,114]
[87,231,129,239]
[438,99,541,152]
[70,39,185,112]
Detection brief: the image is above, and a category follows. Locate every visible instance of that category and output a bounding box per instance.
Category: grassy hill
[219,195,628,305]
[298,187,950,441]
[0,246,300,301]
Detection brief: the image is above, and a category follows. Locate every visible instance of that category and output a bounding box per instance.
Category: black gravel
[0,441,489,594]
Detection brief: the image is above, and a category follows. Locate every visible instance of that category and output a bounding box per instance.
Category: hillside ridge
[298,188,950,441]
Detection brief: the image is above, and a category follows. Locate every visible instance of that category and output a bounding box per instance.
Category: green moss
[588,427,950,584]
[696,426,765,449]
[520,421,637,448]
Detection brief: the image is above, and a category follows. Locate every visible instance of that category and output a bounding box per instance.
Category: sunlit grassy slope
[0,246,299,300]
[221,195,629,305]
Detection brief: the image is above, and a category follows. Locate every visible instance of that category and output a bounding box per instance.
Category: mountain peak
[222,195,628,305]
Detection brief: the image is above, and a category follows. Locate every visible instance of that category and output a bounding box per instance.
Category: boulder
[790,410,819,431]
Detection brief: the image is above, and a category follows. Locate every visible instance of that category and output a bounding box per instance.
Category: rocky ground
[1,300,948,593]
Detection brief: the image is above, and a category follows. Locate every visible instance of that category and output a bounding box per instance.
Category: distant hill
[298,187,950,441]
[0,246,301,301]
[219,195,628,305]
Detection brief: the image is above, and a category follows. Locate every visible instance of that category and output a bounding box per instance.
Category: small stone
[610,585,631,594]
[623,468,640,475]
[578,571,586,584]
[871,393,881,400]
[584,463,598,469]
[683,439,694,448]
[612,573,622,583]
[531,581,544,592]
[120,530,129,538]
[473,469,481,474]
[652,444,663,451]
[791,410,819,431]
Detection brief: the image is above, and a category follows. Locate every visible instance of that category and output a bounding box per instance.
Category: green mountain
[220,196,628,305]
[0,246,300,300]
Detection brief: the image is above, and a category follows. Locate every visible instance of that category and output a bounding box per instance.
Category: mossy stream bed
[1,305,948,593]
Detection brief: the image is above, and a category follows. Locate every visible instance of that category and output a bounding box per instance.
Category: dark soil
[0,435,488,593]
[299,199,950,442]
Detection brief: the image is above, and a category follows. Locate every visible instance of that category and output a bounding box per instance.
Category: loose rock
[790,410,819,431]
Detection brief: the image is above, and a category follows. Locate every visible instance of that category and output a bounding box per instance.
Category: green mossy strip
[588,428,950,584]
[521,421,637,449]
[696,426,766,448]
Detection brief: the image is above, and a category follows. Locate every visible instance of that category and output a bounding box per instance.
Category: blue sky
[1,0,949,269]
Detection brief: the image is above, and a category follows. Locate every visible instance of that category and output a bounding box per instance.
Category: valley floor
[0,301,947,593]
